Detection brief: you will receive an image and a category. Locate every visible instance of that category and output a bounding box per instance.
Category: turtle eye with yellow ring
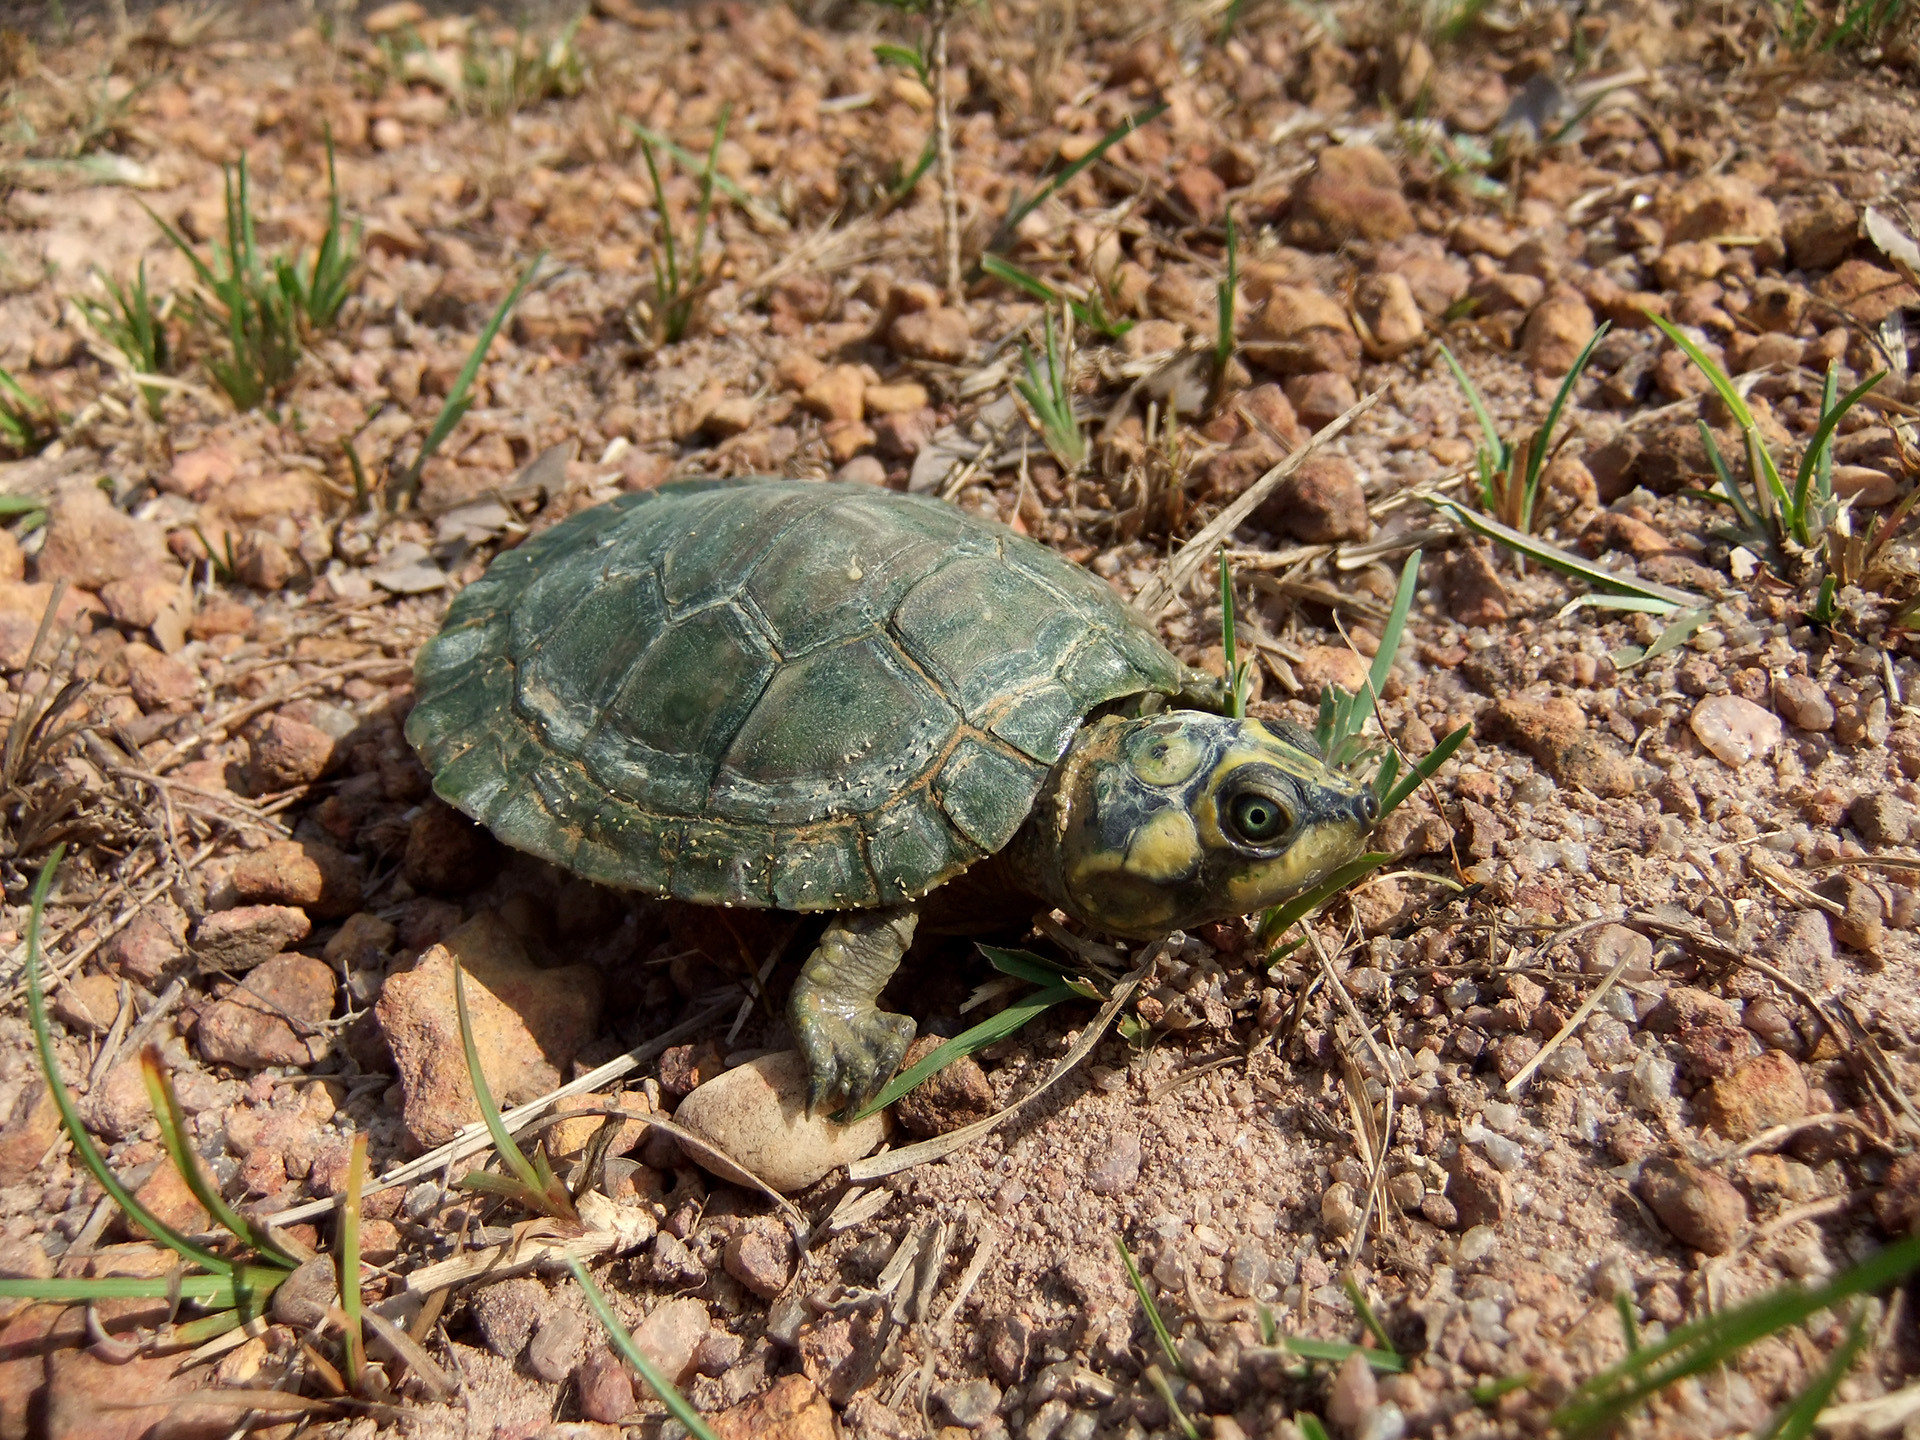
[1227,790,1291,845]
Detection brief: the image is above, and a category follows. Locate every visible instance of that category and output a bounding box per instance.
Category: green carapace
[407,479,1378,1111]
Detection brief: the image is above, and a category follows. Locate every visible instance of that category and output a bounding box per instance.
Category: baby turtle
[407,479,1378,1112]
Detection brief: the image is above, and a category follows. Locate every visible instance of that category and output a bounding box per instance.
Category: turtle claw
[797,1005,915,1119]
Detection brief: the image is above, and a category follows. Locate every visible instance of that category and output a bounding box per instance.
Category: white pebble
[1689,695,1783,768]
[1457,1225,1499,1262]
[1628,1052,1677,1112]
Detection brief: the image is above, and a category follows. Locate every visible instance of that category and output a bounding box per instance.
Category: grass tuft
[1549,1233,1920,1437]
[0,848,291,1327]
[1438,324,1609,538]
[631,109,730,347]
[74,260,171,420]
[143,131,360,411]
[1013,308,1086,473]
[0,367,56,457]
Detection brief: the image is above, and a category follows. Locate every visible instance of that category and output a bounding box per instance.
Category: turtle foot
[793,1002,915,1120]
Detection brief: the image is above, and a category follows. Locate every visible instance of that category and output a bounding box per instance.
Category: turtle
[405,478,1379,1113]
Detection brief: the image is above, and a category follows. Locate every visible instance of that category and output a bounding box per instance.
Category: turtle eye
[1227,790,1291,845]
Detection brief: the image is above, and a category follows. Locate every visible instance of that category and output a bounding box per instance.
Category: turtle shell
[405,479,1188,910]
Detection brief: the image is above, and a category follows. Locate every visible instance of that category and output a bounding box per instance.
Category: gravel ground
[0,1,1918,1437]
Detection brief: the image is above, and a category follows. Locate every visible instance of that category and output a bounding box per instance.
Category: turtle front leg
[789,906,918,1117]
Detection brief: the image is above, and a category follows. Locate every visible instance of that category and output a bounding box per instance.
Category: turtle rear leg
[789,906,918,1117]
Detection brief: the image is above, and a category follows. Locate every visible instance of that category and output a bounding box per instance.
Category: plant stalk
[931,0,962,304]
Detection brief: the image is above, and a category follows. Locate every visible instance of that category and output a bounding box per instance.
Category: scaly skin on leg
[789,906,919,1116]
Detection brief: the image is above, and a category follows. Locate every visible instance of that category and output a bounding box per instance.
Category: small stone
[248,714,339,790]
[1817,261,1918,326]
[1442,544,1509,626]
[126,646,199,712]
[375,913,604,1150]
[1321,1181,1360,1237]
[702,396,757,439]
[195,952,338,1068]
[1248,285,1361,376]
[889,308,971,363]
[672,1051,888,1193]
[1673,1024,1757,1083]
[1292,645,1371,700]
[577,1348,637,1423]
[801,365,866,424]
[835,455,889,486]
[1785,195,1859,271]
[1690,695,1784,768]
[1704,1045,1810,1128]
[1831,875,1886,956]
[163,445,237,498]
[1661,174,1781,245]
[893,1035,996,1137]
[629,1296,710,1386]
[231,839,363,918]
[1643,986,1738,1033]
[131,1159,211,1238]
[51,973,122,1035]
[1637,1156,1746,1254]
[235,532,300,591]
[527,1308,589,1383]
[1521,289,1598,376]
[1353,273,1424,356]
[723,1227,795,1299]
[470,1277,547,1360]
[36,484,172,590]
[1443,1147,1511,1229]
[1285,371,1359,430]
[403,801,501,893]
[271,1255,339,1327]
[1327,1349,1379,1438]
[1773,675,1835,732]
[1419,1192,1459,1228]
[1851,793,1914,846]
[100,572,182,631]
[1873,1154,1920,1237]
[935,1378,1002,1429]
[1087,1129,1143,1196]
[1256,456,1370,543]
[863,382,929,414]
[1832,465,1898,507]
[191,904,313,971]
[0,1083,61,1186]
[712,1373,837,1440]
[871,407,936,460]
[1287,144,1415,249]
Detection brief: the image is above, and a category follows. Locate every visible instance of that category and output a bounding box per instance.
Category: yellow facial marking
[1126,725,1206,787]
[1122,807,1203,883]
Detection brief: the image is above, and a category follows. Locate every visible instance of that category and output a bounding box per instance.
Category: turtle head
[1036,710,1378,939]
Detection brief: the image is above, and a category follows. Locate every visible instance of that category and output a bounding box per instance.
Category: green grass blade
[1697,421,1765,540]
[1793,367,1885,523]
[853,984,1074,1120]
[453,959,545,1198]
[622,119,782,230]
[1219,548,1243,719]
[1427,496,1699,609]
[25,848,234,1277]
[1258,854,1395,946]
[138,1047,296,1264]
[1552,1233,1920,1437]
[1520,321,1609,528]
[394,254,542,506]
[1755,1309,1868,1440]
[978,946,1078,987]
[1380,725,1468,817]
[1645,311,1755,429]
[1436,342,1506,466]
[569,1257,724,1440]
[1117,1237,1185,1376]
[1366,548,1421,708]
[1298,1416,1332,1440]
[1281,1336,1406,1373]
[989,103,1168,256]
[0,1274,237,1304]
[981,252,1063,306]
